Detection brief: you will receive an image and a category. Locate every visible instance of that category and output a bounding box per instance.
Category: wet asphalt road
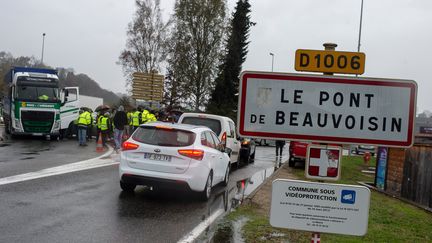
[0,135,103,178]
[0,133,288,243]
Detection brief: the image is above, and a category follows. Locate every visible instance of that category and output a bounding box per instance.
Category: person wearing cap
[100,112,111,147]
[113,105,128,152]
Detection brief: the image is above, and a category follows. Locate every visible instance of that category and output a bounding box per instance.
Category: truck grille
[21,110,55,133]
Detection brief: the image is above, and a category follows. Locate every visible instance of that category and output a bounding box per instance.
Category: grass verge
[216,155,432,242]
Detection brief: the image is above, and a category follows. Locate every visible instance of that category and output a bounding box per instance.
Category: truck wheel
[5,118,11,134]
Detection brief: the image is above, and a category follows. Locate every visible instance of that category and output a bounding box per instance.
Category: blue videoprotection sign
[270,179,371,236]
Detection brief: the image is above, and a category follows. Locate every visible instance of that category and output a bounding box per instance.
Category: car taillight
[122,141,139,151]
[178,149,204,160]
[221,132,227,147]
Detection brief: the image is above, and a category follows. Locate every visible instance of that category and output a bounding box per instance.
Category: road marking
[177,208,224,243]
[0,148,118,186]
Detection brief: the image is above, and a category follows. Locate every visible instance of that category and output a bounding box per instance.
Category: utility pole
[357,0,364,52]
[41,33,46,64]
[269,52,274,72]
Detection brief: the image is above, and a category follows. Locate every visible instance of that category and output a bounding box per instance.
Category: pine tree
[206,0,253,120]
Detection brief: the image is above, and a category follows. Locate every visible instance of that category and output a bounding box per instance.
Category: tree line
[118,0,253,120]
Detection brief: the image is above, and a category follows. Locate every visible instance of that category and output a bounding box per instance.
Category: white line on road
[177,208,224,243]
[0,148,118,186]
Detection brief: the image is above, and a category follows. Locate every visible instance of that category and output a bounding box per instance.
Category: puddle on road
[20,152,40,155]
[198,163,282,242]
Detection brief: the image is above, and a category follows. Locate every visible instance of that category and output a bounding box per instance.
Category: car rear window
[181,117,222,136]
[132,126,196,147]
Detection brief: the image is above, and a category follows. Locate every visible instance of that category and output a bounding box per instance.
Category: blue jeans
[78,126,87,145]
[114,128,123,149]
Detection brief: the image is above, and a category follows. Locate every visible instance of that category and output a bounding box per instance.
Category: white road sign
[270,179,371,236]
[237,71,417,147]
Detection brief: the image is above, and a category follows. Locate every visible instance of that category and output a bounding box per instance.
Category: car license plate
[144,153,171,162]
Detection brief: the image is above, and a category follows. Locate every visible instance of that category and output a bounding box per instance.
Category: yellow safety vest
[147,113,157,122]
[100,117,109,131]
[97,115,103,129]
[127,112,132,125]
[78,111,91,126]
[141,110,149,124]
[132,111,140,126]
[38,94,49,100]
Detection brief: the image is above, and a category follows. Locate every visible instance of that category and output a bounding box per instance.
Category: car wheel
[199,173,213,201]
[120,181,136,193]
[240,154,249,166]
[249,151,255,163]
[222,166,230,186]
[289,158,295,167]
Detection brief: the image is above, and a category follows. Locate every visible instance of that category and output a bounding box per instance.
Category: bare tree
[118,0,170,90]
[170,0,226,111]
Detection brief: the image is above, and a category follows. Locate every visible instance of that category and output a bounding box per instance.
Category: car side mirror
[222,147,232,154]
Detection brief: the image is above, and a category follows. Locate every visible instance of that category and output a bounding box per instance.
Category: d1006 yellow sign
[295,49,365,75]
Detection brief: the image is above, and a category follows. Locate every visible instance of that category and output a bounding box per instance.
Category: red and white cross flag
[306,145,342,181]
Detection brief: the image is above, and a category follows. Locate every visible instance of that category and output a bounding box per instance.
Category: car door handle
[211,155,216,158]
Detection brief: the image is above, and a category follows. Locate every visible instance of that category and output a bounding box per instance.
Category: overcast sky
[1,0,431,112]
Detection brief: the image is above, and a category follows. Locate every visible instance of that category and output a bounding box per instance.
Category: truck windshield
[16,85,60,102]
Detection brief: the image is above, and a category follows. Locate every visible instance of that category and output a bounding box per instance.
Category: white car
[119,122,231,201]
[177,113,241,165]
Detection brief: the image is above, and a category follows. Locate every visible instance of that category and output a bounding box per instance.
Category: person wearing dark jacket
[113,105,128,152]
[275,140,286,157]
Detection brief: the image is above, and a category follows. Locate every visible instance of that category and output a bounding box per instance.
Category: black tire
[240,154,249,166]
[249,151,255,163]
[120,181,136,193]
[199,173,212,201]
[222,166,230,186]
[289,158,295,167]
[5,118,11,134]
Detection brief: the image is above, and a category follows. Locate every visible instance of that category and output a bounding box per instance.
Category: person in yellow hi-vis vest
[76,109,91,146]
[96,112,103,143]
[147,111,157,122]
[126,110,133,136]
[141,108,150,124]
[100,112,111,147]
[132,108,141,132]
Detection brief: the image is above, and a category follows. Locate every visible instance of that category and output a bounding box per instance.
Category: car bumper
[119,157,210,192]
[121,174,192,191]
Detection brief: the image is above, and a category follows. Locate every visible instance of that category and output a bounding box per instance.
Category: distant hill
[57,68,120,105]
